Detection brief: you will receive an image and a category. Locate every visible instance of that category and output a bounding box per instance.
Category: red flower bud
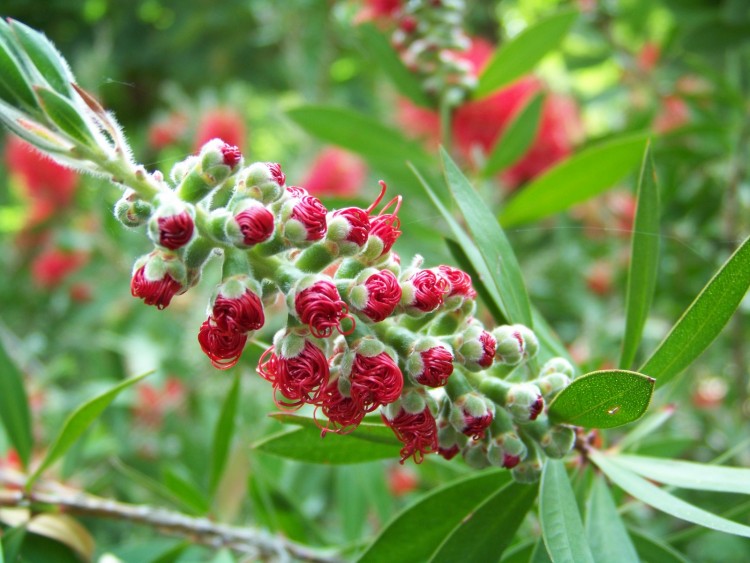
[318,380,366,433]
[331,207,371,247]
[157,210,195,250]
[267,162,286,187]
[294,280,352,338]
[287,188,328,242]
[198,319,248,370]
[356,269,402,322]
[221,144,242,169]
[233,205,275,246]
[382,406,438,464]
[437,265,476,299]
[349,351,404,411]
[368,213,401,256]
[404,269,449,314]
[212,288,265,333]
[476,330,497,368]
[411,343,453,387]
[258,340,330,408]
[450,393,494,440]
[131,264,184,310]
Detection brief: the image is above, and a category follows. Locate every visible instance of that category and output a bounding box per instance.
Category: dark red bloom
[369,214,401,256]
[131,266,183,310]
[437,265,476,299]
[294,280,352,338]
[438,444,460,461]
[212,289,264,333]
[349,352,404,412]
[476,330,497,368]
[357,270,402,322]
[221,144,242,169]
[267,162,286,187]
[157,211,194,250]
[406,269,449,313]
[530,395,545,421]
[457,410,493,440]
[234,206,275,245]
[198,319,248,369]
[503,454,521,469]
[286,186,308,198]
[288,189,328,241]
[257,340,330,408]
[318,381,366,433]
[332,207,371,247]
[383,407,439,464]
[414,345,453,387]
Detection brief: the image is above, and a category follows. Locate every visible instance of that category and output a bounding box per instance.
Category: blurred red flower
[302,147,368,198]
[148,112,188,150]
[193,108,247,153]
[31,247,88,289]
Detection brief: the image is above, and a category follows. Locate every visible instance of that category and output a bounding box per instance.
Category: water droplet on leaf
[607,405,620,415]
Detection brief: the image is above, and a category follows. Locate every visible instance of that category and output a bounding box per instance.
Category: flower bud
[400,269,449,316]
[363,213,401,261]
[437,423,464,460]
[487,432,527,469]
[318,375,366,433]
[209,277,265,333]
[406,337,453,388]
[346,341,403,412]
[257,334,330,408]
[456,324,496,371]
[292,277,353,338]
[349,269,402,322]
[540,357,575,378]
[449,392,494,439]
[280,187,328,244]
[382,394,438,464]
[462,439,491,469]
[540,426,576,459]
[436,265,476,309]
[114,189,153,227]
[130,251,187,309]
[225,200,275,247]
[198,319,247,370]
[511,451,543,484]
[240,161,286,204]
[147,198,195,251]
[326,207,371,255]
[537,372,571,400]
[506,383,545,423]
[200,139,243,184]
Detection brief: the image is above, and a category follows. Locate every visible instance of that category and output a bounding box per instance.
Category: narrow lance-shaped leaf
[358,24,430,108]
[358,470,511,563]
[0,21,38,111]
[540,459,595,563]
[441,147,532,325]
[475,10,578,99]
[430,482,537,562]
[27,371,153,488]
[548,369,655,429]
[410,163,509,323]
[590,450,750,538]
[620,142,660,369]
[640,234,750,386]
[500,134,649,227]
[34,86,97,148]
[628,529,690,563]
[611,454,750,495]
[8,19,75,98]
[209,372,241,494]
[162,467,211,515]
[0,337,34,469]
[585,474,639,563]
[482,92,544,177]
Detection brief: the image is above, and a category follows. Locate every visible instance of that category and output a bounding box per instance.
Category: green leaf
[540,460,595,563]
[0,21,37,111]
[161,467,210,515]
[590,450,750,538]
[286,105,431,166]
[358,470,510,562]
[482,92,544,177]
[548,369,654,429]
[430,481,537,562]
[441,147,532,325]
[0,337,33,469]
[585,474,639,563]
[475,11,578,99]
[268,412,401,445]
[620,143,660,369]
[358,24,430,108]
[34,86,96,147]
[639,234,750,386]
[617,404,676,451]
[610,454,750,495]
[1,526,26,563]
[500,134,649,227]
[27,371,153,488]
[253,425,401,464]
[629,529,690,563]
[411,163,509,323]
[8,20,75,98]
[110,458,196,512]
[208,373,240,494]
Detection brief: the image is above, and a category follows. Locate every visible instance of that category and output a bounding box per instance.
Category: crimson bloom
[330,207,371,248]
[403,269,449,314]
[31,247,88,289]
[198,320,248,370]
[212,289,265,334]
[349,351,404,412]
[130,261,184,310]
[156,210,195,250]
[285,187,328,242]
[257,339,330,408]
[233,204,275,246]
[354,269,402,322]
[294,280,353,338]
[383,405,439,464]
[411,343,454,388]
[318,380,366,434]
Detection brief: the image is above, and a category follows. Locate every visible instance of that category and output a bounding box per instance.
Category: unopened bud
[240,161,286,204]
[487,432,527,469]
[114,189,153,227]
[449,393,494,439]
[540,426,576,459]
[506,383,545,423]
[540,357,575,378]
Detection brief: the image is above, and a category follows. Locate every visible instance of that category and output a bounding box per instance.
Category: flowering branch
[0,469,341,562]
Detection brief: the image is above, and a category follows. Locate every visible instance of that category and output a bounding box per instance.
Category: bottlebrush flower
[257,336,330,408]
[198,319,248,369]
[456,324,497,371]
[348,347,404,412]
[293,278,353,338]
[227,200,275,247]
[318,377,366,433]
[382,395,438,464]
[210,281,265,334]
[4,136,78,213]
[387,465,419,497]
[147,112,188,150]
[193,108,247,153]
[327,207,371,253]
[406,337,454,387]
[31,247,88,289]
[303,147,368,198]
[130,252,186,310]
[400,269,449,315]
[349,269,402,322]
[149,204,195,251]
[281,187,328,244]
[450,393,495,440]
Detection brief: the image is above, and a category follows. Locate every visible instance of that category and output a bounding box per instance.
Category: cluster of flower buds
[391,0,475,107]
[0,19,578,482]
